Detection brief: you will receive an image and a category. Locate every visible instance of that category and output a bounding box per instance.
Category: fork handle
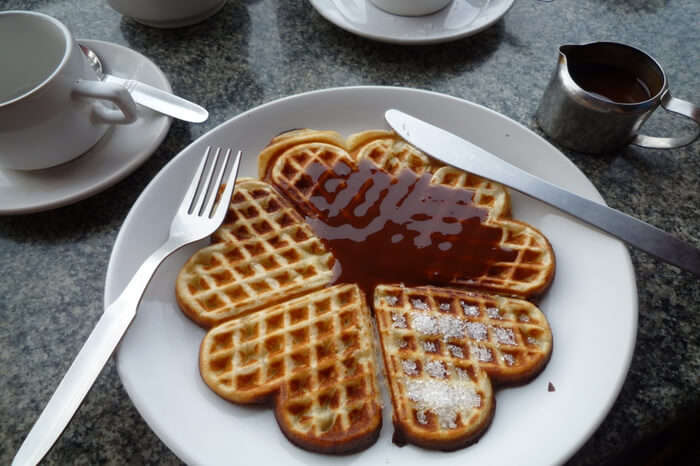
[12,238,181,466]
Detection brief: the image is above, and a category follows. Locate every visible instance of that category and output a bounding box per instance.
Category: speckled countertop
[1,0,698,464]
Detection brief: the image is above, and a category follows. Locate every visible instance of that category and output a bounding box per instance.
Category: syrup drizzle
[276,157,518,296]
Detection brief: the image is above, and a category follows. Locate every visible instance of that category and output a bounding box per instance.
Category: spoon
[80,44,209,123]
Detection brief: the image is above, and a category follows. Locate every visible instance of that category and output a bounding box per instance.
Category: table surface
[2,1,698,464]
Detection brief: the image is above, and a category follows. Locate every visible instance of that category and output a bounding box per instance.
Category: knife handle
[501,168,700,275]
[386,109,700,276]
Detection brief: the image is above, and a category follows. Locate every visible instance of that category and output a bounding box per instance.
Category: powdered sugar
[447,344,464,358]
[392,311,407,329]
[460,301,480,317]
[493,326,516,345]
[469,344,493,362]
[437,315,466,340]
[424,360,448,378]
[466,322,487,341]
[402,359,418,376]
[423,341,437,353]
[385,295,399,306]
[412,313,438,335]
[405,378,481,430]
[411,298,429,311]
[412,313,466,341]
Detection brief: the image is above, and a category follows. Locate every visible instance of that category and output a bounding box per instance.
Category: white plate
[106,86,637,465]
[309,0,514,44]
[0,39,172,215]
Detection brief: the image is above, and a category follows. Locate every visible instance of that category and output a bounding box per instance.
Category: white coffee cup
[0,11,138,170]
[106,0,227,28]
[370,0,453,16]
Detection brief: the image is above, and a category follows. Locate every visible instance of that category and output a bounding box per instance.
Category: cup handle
[633,90,700,149]
[72,79,138,124]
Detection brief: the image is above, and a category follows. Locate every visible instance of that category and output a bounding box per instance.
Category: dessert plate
[308,0,514,44]
[106,86,637,465]
[0,39,172,215]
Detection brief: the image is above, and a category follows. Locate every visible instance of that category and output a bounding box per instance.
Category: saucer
[308,0,514,44]
[0,39,172,215]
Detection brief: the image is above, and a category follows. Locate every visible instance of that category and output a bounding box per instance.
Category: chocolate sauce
[279,158,518,296]
[569,62,652,104]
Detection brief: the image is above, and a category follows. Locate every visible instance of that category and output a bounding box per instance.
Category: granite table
[1,0,698,464]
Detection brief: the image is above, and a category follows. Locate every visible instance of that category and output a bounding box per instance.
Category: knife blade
[104,74,208,123]
[385,109,700,275]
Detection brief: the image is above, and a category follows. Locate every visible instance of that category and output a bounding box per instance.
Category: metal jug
[536,42,699,154]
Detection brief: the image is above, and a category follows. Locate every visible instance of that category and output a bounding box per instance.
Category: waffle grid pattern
[459,218,555,297]
[270,143,355,216]
[353,137,436,176]
[374,285,552,447]
[200,284,381,441]
[176,179,335,327]
[351,133,510,218]
[266,131,554,299]
[376,284,552,381]
[431,166,511,218]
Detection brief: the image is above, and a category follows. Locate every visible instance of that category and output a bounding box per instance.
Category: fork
[13,147,242,466]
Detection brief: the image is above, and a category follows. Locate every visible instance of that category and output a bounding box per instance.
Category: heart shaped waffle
[176,178,336,328]
[199,283,382,454]
[374,284,553,450]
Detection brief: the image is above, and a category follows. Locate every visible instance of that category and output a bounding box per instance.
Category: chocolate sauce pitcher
[536,42,699,154]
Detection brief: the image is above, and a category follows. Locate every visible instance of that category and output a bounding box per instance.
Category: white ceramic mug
[370,0,453,16]
[106,0,227,28]
[0,11,138,170]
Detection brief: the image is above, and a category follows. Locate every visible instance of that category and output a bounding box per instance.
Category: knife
[385,109,700,275]
[105,74,209,123]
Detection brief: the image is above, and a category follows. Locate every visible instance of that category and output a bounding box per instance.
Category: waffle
[259,129,555,299]
[199,284,383,453]
[373,284,553,450]
[348,130,512,219]
[176,178,336,328]
[178,128,556,455]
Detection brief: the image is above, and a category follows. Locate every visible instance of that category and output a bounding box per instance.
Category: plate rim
[308,0,516,45]
[107,85,638,465]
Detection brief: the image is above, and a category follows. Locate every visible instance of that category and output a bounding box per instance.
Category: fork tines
[187,147,242,218]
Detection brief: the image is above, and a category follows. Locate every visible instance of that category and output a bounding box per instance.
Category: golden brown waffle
[348,130,439,176]
[178,128,556,455]
[199,284,383,453]
[449,217,555,298]
[176,178,336,328]
[259,129,554,299]
[349,130,511,218]
[373,284,553,450]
